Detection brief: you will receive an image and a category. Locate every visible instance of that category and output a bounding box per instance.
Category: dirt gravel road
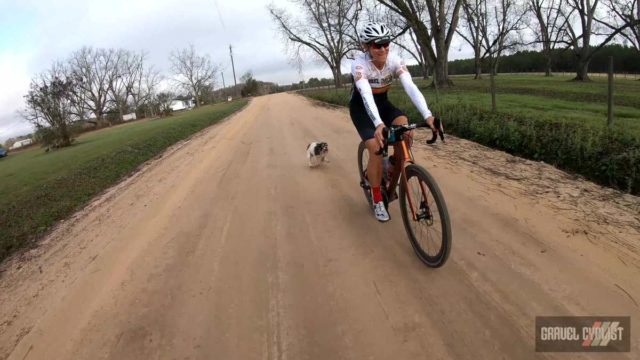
[1,93,639,359]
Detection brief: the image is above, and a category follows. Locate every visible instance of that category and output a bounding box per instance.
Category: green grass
[317,74,640,135]
[302,74,640,195]
[431,90,640,135]
[421,74,640,108]
[0,100,248,263]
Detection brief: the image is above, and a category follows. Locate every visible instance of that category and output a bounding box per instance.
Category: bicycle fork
[401,168,434,224]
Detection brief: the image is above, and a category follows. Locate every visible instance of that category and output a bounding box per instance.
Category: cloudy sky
[0,0,474,143]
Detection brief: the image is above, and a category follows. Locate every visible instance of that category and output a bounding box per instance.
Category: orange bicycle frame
[386,138,429,221]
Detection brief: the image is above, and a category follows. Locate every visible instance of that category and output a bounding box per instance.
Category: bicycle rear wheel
[399,164,451,267]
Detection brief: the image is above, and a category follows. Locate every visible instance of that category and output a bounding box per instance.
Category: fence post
[489,56,497,111]
[490,72,497,112]
[607,56,613,128]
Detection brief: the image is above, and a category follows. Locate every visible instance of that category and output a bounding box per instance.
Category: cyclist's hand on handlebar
[374,124,386,150]
[426,116,436,132]
[426,116,446,144]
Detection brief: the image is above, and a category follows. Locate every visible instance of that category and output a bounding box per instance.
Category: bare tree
[377,0,464,88]
[397,29,431,78]
[68,47,119,126]
[104,50,159,119]
[603,0,640,53]
[268,0,362,87]
[22,62,80,148]
[364,2,428,77]
[170,45,218,107]
[155,92,175,117]
[559,0,638,80]
[131,66,161,117]
[106,49,133,121]
[630,0,640,51]
[458,0,486,79]
[528,0,568,76]
[480,0,527,75]
[477,0,527,110]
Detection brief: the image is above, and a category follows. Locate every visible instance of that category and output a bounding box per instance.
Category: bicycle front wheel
[399,164,452,267]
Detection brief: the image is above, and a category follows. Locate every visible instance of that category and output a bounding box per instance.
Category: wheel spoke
[405,169,444,258]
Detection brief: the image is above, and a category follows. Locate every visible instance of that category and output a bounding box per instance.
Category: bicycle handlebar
[374,122,436,156]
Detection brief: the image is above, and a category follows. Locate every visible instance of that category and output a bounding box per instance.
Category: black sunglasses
[370,42,390,49]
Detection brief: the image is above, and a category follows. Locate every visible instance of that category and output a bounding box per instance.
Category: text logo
[536,316,630,352]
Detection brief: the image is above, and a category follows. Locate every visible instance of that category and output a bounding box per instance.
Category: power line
[213,0,226,29]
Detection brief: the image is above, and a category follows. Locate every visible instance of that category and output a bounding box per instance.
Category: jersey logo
[354,72,363,81]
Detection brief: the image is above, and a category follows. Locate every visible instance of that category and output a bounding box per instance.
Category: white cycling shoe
[373,201,390,222]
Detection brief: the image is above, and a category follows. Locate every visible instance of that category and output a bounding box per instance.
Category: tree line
[281,43,640,89]
[447,44,640,75]
[270,0,640,87]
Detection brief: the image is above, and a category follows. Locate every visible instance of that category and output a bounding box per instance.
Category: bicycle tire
[399,164,452,267]
[357,141,389,210]
[357,141,373,209]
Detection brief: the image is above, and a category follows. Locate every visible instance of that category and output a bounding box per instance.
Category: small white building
[170,98,195,112]
[122,113,137,121]
[10,138,33,150]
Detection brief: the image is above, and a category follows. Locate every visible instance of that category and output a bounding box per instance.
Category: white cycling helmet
[359,22,392,44]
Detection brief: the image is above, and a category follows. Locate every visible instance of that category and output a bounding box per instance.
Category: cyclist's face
[368,42,390,63]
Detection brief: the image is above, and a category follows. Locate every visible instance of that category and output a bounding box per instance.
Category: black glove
[426,117,445,144]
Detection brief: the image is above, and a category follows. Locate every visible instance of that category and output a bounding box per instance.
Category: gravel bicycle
[358,122,451,267]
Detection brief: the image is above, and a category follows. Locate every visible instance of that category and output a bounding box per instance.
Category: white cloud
[0,0,478,143]
[0,51,34,143]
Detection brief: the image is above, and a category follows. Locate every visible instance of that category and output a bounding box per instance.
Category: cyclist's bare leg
[391,115,412,165]
[365,138,383,188]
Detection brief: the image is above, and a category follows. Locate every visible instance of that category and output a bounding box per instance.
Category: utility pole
[229,45,237,88]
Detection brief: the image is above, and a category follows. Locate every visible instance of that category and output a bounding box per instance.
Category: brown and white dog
[306,142,329,167]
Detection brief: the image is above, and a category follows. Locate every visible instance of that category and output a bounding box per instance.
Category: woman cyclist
[350,22,436,222]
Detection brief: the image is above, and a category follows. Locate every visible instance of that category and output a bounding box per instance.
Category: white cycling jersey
[351,51,432,128]
[352,52,404,94]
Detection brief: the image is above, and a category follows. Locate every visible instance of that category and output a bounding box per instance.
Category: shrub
[303,89,640,195]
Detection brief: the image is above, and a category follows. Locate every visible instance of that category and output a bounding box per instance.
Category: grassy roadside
[429,75,640,109]
[0,100,248,263]
[305,83,640,135]
[301,76,639,195]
